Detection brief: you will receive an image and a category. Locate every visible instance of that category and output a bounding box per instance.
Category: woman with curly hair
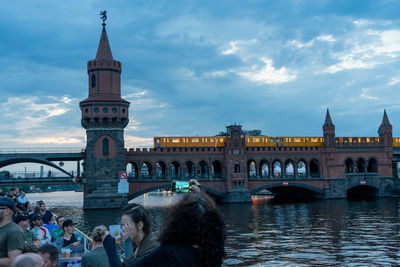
[104,192,226,267]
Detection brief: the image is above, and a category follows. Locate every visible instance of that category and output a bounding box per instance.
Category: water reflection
[28,192,400,266]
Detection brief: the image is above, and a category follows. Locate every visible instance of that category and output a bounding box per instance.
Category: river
[28,191,400,266]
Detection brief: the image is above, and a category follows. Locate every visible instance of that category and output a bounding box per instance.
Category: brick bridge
[124,114,400,202]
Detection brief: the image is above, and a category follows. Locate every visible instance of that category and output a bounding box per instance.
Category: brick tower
[80,16,130,209]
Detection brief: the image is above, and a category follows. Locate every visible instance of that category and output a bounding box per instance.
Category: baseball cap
[62,219,76,228]
[14,214,29,224]
[0,197,16,212]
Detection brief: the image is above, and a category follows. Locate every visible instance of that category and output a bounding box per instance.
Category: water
[28,192,400,266]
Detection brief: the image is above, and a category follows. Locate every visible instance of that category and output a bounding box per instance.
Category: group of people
[0,179,227,266]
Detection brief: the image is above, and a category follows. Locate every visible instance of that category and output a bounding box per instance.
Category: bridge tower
[223,124,252,202]
[79,19,130,209]
[323,109,335,147]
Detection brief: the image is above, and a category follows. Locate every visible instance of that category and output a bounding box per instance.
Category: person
[30,214,51,244]
[55,219,83,256]
[38,244,59,267]
[37,201,53,225]
[103,192,226,267]
[14,214,41,248]
[81,225,110,267]
[51,215,65,241]
[0,197,25,266]
[17,189,28,206]
[44,216,58,236]
[103,204,157,265]
[11,252,44,267]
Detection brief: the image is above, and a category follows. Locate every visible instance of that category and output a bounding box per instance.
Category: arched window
[357,158,365,173]
[91,74,96,88]
[367,158,378,173]
[345,158,354,173]
[234,162,240,173]
[102,138,109,156]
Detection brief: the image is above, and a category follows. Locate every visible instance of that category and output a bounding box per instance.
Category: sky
[2,0,400,155]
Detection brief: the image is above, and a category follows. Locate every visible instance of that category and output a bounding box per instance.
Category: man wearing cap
[14,215,40,248]
[30,214,51,244]
[0,196,25,266]
[55,219,83,256]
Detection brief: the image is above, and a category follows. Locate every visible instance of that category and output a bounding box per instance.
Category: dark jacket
[124,234,157,265]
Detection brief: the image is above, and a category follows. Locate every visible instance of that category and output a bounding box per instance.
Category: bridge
[3,18,400,209]
[0,148,84,184]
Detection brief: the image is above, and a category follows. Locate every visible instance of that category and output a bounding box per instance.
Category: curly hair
[121,203,151,236]
[158,192,226,267]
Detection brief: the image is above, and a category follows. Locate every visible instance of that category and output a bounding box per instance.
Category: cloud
[222,41,240,55]
[237,58,296,84]
[360,89,379,100]
[125,135,153,148]
[388,76,400,85]
[321,29,400,73]
[7,136,82,145]
[289,34,336,48]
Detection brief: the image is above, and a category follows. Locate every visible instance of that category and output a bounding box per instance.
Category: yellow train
[154,136,400,148]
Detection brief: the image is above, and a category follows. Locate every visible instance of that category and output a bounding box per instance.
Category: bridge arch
[344,158,354,173]
[356,158,366,173]
[247,159,257,178]
[140,161,153,178]
[259,159,269,178]
[297,159,307,177]
[347,184,378,199]
[154,161,167,179]
[170,161,181,178]
[272,160,282,178]
[367,157,378,173]
[211,160,222,178]
[250,182,324,199]
[310,159,320,177]
[184,161,195,178]
[284,160,295,177]
[0,158,73,177]
[197,160,208,178]
[126,162,139,178]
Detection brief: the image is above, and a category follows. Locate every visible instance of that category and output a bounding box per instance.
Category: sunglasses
[130,205,144,218]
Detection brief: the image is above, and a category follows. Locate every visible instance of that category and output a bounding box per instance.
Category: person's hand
[190,179,201,193]
[73,241,81,246]
[102,231,110,242]
[121,222,135,241]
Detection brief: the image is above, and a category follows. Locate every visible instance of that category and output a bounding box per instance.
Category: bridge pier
[83,181,127,209]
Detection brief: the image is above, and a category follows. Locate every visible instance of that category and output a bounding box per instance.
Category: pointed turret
[95,24,113,60]
[378,109,392,146]
[323,109,335,147]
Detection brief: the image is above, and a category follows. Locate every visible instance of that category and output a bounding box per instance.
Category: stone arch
[247,159,257,178]
[197,160,208,178]
[367,157,378,173]
[155,161,167,178]
[347,185,378,199]
[170,161,181,178]
[345,158,354,173]
[212,160,222,178]
[285,160,295,177]
[184,161,195,178]
[297,159,307,177]
[126,162,139,178]
[310,159,320,177]
[250,182,324,198]
[272,160,282,178]
[259,159,269,178]
[140,161,152,178]
[356,158,366,173]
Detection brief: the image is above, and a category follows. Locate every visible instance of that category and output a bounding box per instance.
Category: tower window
[91,74,96,88]
[103,138,109,156]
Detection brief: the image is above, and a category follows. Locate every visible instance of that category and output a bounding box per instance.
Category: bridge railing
[1,171,78,179]
[0,148,84,154]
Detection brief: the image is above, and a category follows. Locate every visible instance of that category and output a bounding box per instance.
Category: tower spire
[323,108,334,126]
[96,10,113,60]
[380,109,391,127]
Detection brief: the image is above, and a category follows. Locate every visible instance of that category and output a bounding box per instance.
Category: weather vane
[100,10,107,27]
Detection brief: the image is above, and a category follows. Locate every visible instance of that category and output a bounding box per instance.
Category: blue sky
[2,0,400,150]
